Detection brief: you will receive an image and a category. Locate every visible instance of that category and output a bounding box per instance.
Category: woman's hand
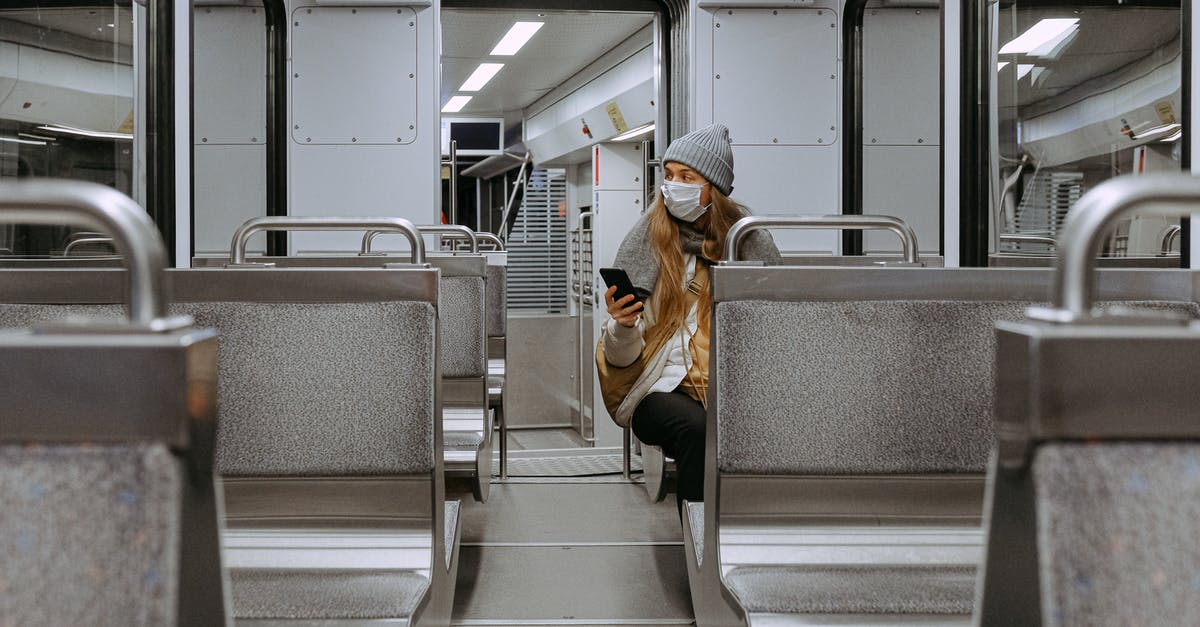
[604,285,643,328]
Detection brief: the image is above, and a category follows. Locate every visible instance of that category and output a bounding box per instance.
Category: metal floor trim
[452,620,694,625]
[461,541,684,547]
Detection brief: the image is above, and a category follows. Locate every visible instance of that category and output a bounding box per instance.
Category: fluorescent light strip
[1017,64,1035,80]
[38,124,132,140]
[999,18,1078,55]
[18,132,56,141]
[612,123,655,142]
[459,63,504,92]
[0,136,47,146]
[442,96,472,113]
[1029,24,1078,59]
[997,61,1010,71]
[490,21,544,56]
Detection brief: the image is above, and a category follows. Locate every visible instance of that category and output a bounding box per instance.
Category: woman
[598,123,779,513]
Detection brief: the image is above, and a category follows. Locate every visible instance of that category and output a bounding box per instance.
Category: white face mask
[661,181,710,222]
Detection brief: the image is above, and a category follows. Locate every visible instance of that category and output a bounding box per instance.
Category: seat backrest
[715,299,1028,475]
[0,317,224,627]
[485,262,507,339]
[979,313,1200,627]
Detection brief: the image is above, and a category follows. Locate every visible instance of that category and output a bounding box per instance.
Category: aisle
[448,481,695,626]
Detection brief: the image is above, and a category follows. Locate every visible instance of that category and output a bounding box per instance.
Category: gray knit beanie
[662,123,735,196]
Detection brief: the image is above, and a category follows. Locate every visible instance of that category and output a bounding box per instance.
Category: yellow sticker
[117,110,134,134]
[1154,100,1176,125]
[605,101,629,134]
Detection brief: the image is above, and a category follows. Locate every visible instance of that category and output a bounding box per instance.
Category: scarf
[612,210,781,298]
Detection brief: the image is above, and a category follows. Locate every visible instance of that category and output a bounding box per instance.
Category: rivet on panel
[293,21,299,26]
[872,138,878,143]
[251,137,258,143]
[818,138,824,143]
[294,124,300,130]
[352,9,357,14]
[306,8,311,13]
[397,138,402,142]
[916,10,922,15]
[918,138,924,143]
[352,137,358,143]
[294,73,299,78]
[831,23,836,28]
[830,74,836,79]
[409,73,415,78]
[251,8,256,13]
[410,21,414,26]
[772,138,778,143]
[201,137,207,143]
[715,74,721,79]
[773,10,778,15]
[409,125,415,130]
[306,137,311,143]
[715,22,720,28]
[818,10,823,15]
[830,126,836,131]
[727,10,732,15]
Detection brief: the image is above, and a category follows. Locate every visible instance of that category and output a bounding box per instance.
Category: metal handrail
[62,236,116,256]
[999,233,1056,248]
[0,180,183,329]
[723,215,921,264]
[475,232,505,251]
[229,216,425,265]
[361,224,477,255]
[1160,224,1183,256]
[1028,174,1200,323]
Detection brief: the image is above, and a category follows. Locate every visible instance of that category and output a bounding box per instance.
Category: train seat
[0,266,462,626]
[684,259,1200,627]
[978,293,1200,626]
[0,181,226,626]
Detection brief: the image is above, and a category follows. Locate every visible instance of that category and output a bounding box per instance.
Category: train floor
[447,430,694,626]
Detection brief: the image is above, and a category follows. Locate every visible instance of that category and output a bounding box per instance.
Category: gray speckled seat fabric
[445,430,484,449]
[229,569,428,619]
[1033,443,1200,627]
[0,444,181,626]
[445,500,460,567]
[714,300,1032,474]
[724,565,977,614]
[441,276,486,378]
[0,302,438,477]
[686,501,704,563]
[485,264,507,338]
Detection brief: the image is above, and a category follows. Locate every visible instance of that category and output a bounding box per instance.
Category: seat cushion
[724,564,976,614]
[230,569,429,619]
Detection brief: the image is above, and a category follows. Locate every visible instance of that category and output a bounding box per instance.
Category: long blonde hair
[647,187,745,330]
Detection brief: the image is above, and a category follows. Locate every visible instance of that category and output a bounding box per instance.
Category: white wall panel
[194,6,265,145]
[712,7,838,146]
[863,145,940,255]
[193,144,267,256]
[291,6,417,145]
[287,1,439,254]
[862,7,940,146]
[732,145,839,254]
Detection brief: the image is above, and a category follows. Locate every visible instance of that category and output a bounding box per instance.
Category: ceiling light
[611,123,655,142]
[997,62,1010,71]
[1164,130,1183,142]
[999,18,1078,55]
[442,96,472,113]
[1029,25,1078,59]
[1017,64,1035,80]
[490,22,544,56]
[459,63,504,92]
[37,124,132,140]
[0,136,46,146]
[18,132,55,141]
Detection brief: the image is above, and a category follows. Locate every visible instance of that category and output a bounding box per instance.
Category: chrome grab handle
[230,216,426,265]
[1028,174,1200,324]
[1160,224,1183,255]
[723,214,921,264]
[999,233,1057,247]
[0,180,185,330]
[474,232,505,251]
[62,236,116,256]
[361,224,477,255]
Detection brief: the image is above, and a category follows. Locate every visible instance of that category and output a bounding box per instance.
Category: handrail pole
[63,237,116,257]
[498,155,531,242]
[448,140,458,225]
[723,215,921,264]
[230,216,426,265]
[0,180,174,327]
[1027,174,1200,323]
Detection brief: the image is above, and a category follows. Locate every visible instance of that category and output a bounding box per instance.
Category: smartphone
[599,267,643,307]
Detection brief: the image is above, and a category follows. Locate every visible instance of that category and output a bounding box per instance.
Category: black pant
[631,389,706,515]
